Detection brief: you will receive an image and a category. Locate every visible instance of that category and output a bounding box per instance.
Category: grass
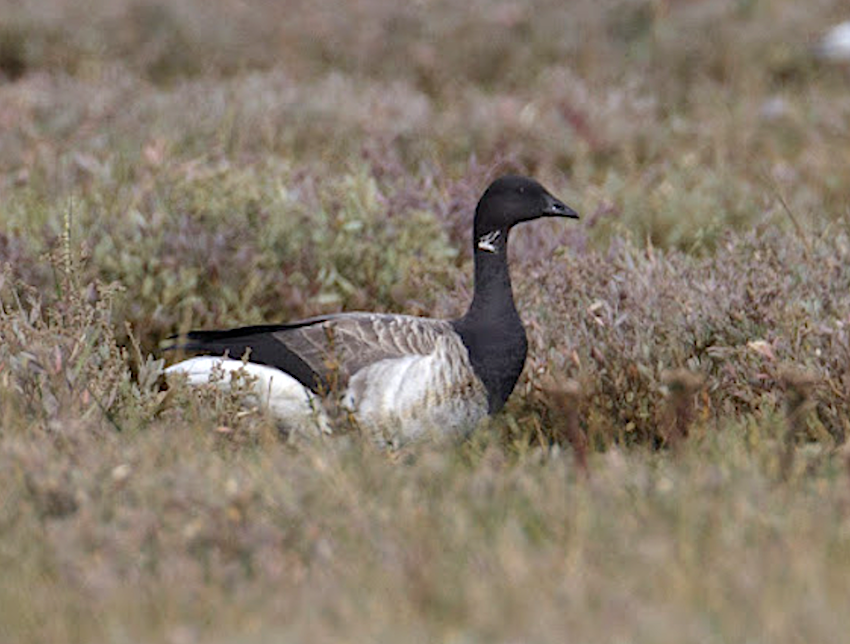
[1,0,850,641]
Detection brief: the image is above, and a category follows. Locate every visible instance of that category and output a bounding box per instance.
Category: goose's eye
[518,186,525,194]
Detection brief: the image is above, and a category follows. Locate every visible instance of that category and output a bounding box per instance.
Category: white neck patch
[477,230,501,253]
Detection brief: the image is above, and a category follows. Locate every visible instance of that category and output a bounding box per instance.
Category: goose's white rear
[165,357,331,437]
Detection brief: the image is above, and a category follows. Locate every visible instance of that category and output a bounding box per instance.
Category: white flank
[343,336,489,449]
[165,357,331,436]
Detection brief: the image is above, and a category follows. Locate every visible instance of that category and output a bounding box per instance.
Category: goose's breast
[343,335,489,448]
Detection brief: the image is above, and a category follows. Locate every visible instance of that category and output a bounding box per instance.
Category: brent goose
[166,175,579,448]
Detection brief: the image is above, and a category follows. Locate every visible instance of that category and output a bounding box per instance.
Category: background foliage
[1,1,849,642]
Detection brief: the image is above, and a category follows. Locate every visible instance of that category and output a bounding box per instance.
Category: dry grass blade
[537,373,589,478]
[779,369,819,481]
[661,369,705,451]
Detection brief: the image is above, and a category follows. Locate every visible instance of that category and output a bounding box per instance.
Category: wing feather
[172,313,457,394]
[274,313,455,384]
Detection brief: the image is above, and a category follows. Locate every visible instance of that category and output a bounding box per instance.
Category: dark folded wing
[171,313,455,394]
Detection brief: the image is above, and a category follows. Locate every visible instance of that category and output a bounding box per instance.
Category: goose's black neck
[452,226,528,413]
[466,228,517,320]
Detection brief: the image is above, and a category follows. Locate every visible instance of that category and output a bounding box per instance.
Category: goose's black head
[473,175,578,253]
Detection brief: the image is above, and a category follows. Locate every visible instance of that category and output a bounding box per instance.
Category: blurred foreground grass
[1,0,850,642]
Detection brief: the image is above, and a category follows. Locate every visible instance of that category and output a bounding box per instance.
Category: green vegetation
[1,0,849,642]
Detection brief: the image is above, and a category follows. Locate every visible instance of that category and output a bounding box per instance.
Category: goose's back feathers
[280,313,458,386]
[181,313,459,391]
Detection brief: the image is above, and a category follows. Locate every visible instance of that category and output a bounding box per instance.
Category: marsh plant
[2,0,850,642]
